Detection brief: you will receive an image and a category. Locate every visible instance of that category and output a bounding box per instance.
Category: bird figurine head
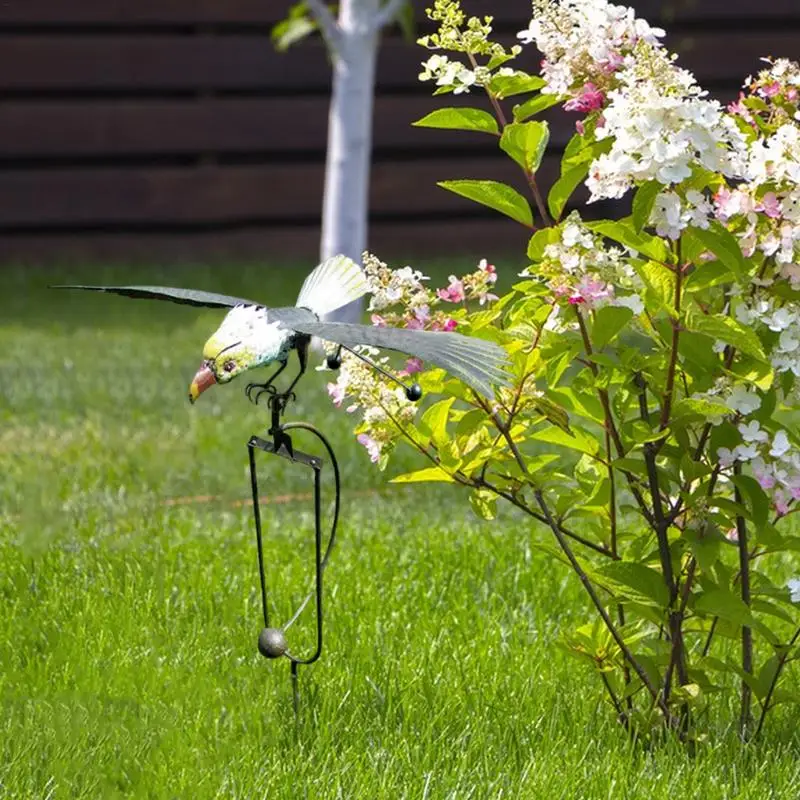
[189,306,292,402]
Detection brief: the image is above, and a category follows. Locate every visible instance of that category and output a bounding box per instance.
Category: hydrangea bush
[328,0,800,742]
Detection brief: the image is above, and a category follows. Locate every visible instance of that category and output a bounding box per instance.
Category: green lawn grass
[2,261,800,799]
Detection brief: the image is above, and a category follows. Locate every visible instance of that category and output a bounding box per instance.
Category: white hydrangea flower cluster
[587,48,745,201]
[517,0,665,97]
[735,298,800,377]
[521,213,644,313]
[649,189,713,240]
[418,53,480,94]
[326,346,418,467]
[417,1,521,94]
[717,415,800,516]
[418,54,521,94]
[363,252,430,313]
[517,1,744,204]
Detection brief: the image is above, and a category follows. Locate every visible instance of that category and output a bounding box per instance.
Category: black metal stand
[247,390,340,718]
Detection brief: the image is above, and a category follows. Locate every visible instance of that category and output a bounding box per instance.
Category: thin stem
[600,671,629,730]
[607,425,632,712]
[467,50,552,227]
[734,462,753,739]
[659,263,683,432]
[754,627,800,739]
[478,476,614,557]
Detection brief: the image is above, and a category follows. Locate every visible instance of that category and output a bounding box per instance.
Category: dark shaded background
[0,0,798,265]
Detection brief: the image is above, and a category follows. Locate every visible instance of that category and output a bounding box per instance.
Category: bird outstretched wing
[51,284,261,309]
[289,320,511,399]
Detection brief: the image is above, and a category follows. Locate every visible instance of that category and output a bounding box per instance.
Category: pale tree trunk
[307,0,406,321]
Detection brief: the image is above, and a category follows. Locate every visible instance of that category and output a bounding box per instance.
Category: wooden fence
[0,0,798,264]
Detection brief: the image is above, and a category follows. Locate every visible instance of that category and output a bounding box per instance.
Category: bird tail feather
[295,255,369,318]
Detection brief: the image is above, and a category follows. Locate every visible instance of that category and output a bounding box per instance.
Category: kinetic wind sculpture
[55,255,510,709]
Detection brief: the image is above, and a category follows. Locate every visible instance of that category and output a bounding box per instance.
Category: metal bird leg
[282,336,310,399]
[246,359,288,405]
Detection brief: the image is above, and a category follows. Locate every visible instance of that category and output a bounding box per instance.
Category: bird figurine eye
[223,360,236,373]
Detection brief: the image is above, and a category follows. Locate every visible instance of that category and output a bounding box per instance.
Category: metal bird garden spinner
[55,255,510,709]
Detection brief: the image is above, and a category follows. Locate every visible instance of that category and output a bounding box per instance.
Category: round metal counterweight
[405,383,423,402]
[258,627,288,659]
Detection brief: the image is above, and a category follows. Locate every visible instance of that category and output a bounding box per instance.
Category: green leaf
[438,180,533,228]
[751,599,796,625]
[591,306,633,350]
[500,121,550,173]
[671,397,729,424]
[588,219,670,263]
[684,526,723,572]
[513,92,562,122]
[684,260,735,292]
[531,426,600,456]
[731,474,770,530]
[637,260,676,313]
[527,227,561,261]
[597,562,670,608]
[632,180,661,233]
[420,397,456,448]
[391,466,455,484]
[469,487,497,520]
[547,164,587,222]
[270,2,318,51]
[685,224,746,279]
[695,588,754,626]
[490,73,546,99]
[412,107,499,136]
[684,309,767,362]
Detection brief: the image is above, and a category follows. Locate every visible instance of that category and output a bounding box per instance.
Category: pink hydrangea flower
[575,276,613,307]
[478,258,498,283]
[442,318,458,332]
[327,382,344,407]
[405,304,430,330]
[401,357,424,376]
[564,82,605,113]
[437,276,465,303]
[713,187,753,221]
[357,433,381,463]
[756,192,782,219]
[371,314,387,327]
[774,489,791,517]
[759,81,781,98]
[600,51,625,73]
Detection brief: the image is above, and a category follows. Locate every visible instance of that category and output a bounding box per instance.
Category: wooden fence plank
[0,157,555,227]
[0,0,280,25]
[0,32,789,93]
[0,96,583,158]
[412,0,800,23]
[0,220,532,264]
[0,0,796,26]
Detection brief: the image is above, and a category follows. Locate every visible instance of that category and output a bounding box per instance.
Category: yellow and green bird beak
[189,362,217,403]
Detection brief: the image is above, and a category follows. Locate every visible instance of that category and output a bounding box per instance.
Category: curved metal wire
[247,414,340,667]
[281,422,340,665]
